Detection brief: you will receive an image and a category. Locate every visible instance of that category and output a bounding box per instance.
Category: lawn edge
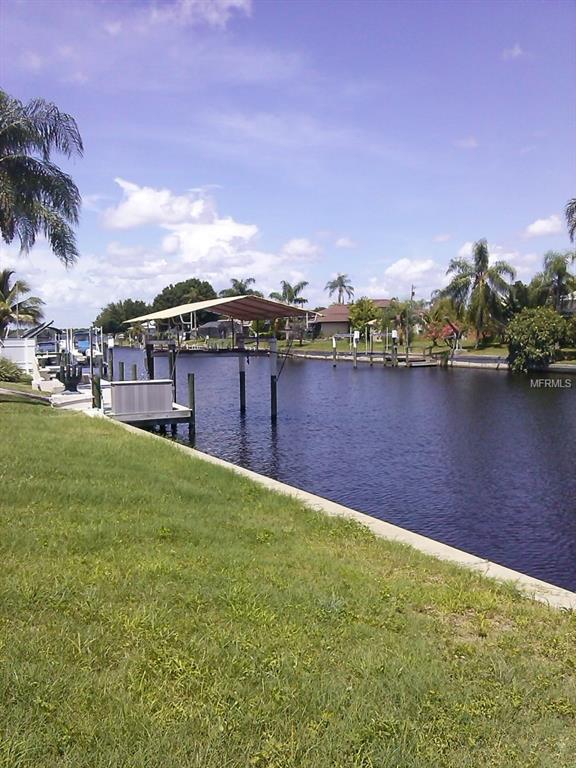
[82,411,576,611]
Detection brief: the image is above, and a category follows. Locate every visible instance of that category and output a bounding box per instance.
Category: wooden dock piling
[188,372,196,439]
[145,343,155,379]
[169,344,176,401]
[238,336,246,413]
[270,337,278,421]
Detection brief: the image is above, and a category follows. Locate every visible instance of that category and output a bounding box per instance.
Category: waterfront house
[311,299,392,337]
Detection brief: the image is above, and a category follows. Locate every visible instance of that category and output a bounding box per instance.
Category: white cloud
[384,258,438,281]
[433,233,452,243]
[454,137,479,149]
[103,178,213,229]
[502,43,524,60]
[489,245,538,280]
[524,214,563,238]
[335,236,357,249]
[356,258,447,301]
[149,0,252,28]
[7,180,321,325]
[457,241,474,257]
[281,238,321,260]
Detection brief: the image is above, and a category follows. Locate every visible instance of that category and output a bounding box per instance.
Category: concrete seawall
[92,413,576,611]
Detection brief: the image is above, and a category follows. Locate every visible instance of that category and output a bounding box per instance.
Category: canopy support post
[270,336,278,422]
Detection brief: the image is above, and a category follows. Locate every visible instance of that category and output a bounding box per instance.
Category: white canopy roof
[125,295,309,324]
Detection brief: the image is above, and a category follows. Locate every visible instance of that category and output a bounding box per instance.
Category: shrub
[506,307,567,373]
[0,356,30,382]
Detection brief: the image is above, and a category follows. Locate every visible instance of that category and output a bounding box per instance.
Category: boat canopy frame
[124,295,310,325]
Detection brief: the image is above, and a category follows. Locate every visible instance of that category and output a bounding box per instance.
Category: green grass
[1,402,575,767]
[0,380,35,393]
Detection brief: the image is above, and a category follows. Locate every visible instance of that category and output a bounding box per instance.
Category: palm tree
[0,90,83,265]
[219,277,262,297]
[269,280,309,305]
[0,268,44,337]
[441,239,515,347]
[325,273,354,304]
[566,198,576,243]
[536,250,576,311]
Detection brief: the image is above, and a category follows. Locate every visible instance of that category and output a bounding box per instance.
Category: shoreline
[99,413,576,610]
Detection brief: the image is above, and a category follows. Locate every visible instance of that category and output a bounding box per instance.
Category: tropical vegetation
[348,297,381,333]
[2,400,575,767]
[325,273,354,304]
[566,197,576,243]
[534,250,575,311]
[0,267,44,337]
[441,239,515,347]
[269,279,309,305]
[0,355,31,382]
[219,277,263,298]
[506,306,569,373]
[93,299,151,334]
[152,277,217,312]
[0,90,83,265]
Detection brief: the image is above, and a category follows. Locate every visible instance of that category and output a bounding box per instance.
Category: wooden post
[188,372,196,440]
[145,343,155,379]
[169,344,176,402]
[391,342,398,367]
[93,375,102,409]
[353,335,358,369]
[369,328,374,366]
[109,343,114,381]
[270,336,278,421]
[332,336,337,367]
[132,363,138,381]
[89,327,95,407]
[405,321,410,367]
[119,361,125,381]
[238,336,246,413]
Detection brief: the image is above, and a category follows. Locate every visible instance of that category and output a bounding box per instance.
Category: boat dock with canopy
[105,295,310,427]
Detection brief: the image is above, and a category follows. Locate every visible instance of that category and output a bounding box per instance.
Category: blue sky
[1,0,575,326]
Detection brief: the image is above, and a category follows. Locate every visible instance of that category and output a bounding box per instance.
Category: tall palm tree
[537,250,576,311]
[0,90,83,265]
[0,268,44,337]
[441,239,515,347]
[269,280,309,305]
[325,273,354,304]
[566,198,576,243]
[219,277,262,297]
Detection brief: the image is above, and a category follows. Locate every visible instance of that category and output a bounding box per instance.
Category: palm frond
[565,198,576,243]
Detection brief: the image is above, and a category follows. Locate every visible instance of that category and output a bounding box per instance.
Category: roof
[312,299,392,324]
[125,295,309,324]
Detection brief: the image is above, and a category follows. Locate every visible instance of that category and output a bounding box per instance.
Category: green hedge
[0,356,31,382]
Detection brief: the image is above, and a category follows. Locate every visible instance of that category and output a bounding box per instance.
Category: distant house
[311,300,392,337]
[560,292,576,316]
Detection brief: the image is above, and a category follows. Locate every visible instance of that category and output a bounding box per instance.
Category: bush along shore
[1,398,575,768]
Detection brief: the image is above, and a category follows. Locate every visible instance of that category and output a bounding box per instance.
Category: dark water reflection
[116,349,576,590]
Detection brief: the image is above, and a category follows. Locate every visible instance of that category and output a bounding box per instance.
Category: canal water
[115,348,576,591]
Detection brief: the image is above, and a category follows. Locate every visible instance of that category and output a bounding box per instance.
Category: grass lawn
[0,380,35,393]
[1,401,575,767]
